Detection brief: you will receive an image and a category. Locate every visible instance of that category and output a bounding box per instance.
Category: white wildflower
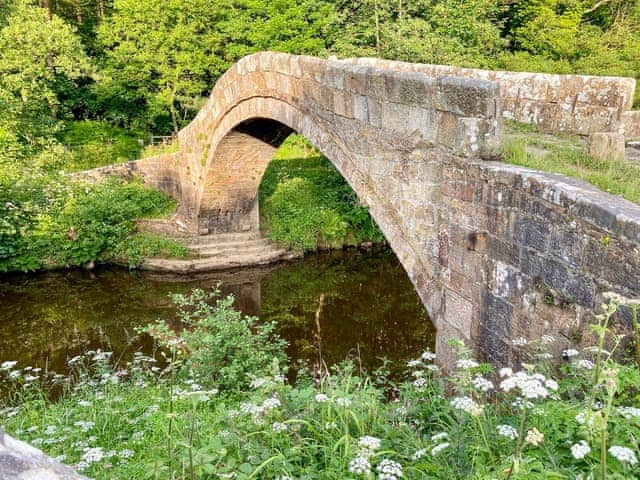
[358,436,381,452]
[315,393,329,403]
[562,349,580,358]
[497,424,518,440]
[525,428,544,446]
[431,442,449,456]
[412,377,427,391]
[450,396,483,416]
[499,371,551,400]
[456,359,479,370]
[430,432,448,442]
[471,375,493,392]
[608,446,638,465]
[571,440,591,459]
[119,449,135,459]
[576,359,594,370]
[512,337,528,346]
[421,350,436,361]
[81,447,104,464]
[262,397,281,411]
[541,335,555,345]
[348,456,371,475]
[407,359,422,368]
[411,448,427,460]
[272,422,288,433]
[618,406,640,419]
[336,397,351,407]
[1,361,17,370]
[499,367,512,378]
[376,458,403,480]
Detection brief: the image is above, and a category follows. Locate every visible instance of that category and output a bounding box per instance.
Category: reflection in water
[0,248,435,376]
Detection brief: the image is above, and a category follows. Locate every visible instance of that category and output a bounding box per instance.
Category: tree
[331,0,506,68]
[97,0,338,134]
[0,1,90,159]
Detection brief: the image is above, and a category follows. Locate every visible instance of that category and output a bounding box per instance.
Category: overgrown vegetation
[0,170,179,272]
[260,135,384,251]
[1,290,639,479]
[501,133,640,204]
[59,120,147,171]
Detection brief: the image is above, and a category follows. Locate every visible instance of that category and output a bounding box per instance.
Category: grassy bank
[501,125,640,205]
[260,135,384,251]
[1,290,639,479]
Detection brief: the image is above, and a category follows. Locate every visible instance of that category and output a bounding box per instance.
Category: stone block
[385,72,435,106]
[435,76,498,117]
[587,132,625,161]
[513,217,551,252]
[445,289,473,337]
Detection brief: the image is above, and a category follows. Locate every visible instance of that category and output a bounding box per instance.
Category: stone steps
[140,232,299,273]
[141,248,301,273]
[181,231,262,245]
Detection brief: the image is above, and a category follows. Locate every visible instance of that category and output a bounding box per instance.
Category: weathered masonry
[88,52,640,364]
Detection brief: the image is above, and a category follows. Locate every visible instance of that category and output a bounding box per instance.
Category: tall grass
[501,138,640,205]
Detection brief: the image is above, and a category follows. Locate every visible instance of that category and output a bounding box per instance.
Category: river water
[0,248,434,377]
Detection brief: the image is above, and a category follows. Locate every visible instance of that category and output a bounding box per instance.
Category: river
[0,248,434,378]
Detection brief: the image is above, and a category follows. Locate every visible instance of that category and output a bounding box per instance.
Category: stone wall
[624,111,640,139]
[439,157,640,365]
[77,152,182,200]
[346,57,637,138]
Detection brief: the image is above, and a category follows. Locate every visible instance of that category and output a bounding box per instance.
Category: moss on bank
[259,135,384,251]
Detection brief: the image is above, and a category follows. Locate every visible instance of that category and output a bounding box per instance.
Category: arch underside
[193,96,446,353]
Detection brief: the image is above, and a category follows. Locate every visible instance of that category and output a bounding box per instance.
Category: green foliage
[107,232,190,267]
[332,0,506,67]
[0,172,177,272]
[0,1,90,160]
[501,134,640,204]
[260,135,383,251]
[60,120,147,171]
[144,289,288,393]
[2,298,640,479]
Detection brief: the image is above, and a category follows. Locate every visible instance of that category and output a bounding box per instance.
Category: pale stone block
[587,132,626,161]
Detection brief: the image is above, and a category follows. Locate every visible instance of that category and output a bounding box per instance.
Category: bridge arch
[169,52,501,361]
[93,52,640,365]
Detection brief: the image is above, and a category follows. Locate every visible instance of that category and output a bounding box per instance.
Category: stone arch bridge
[89,52,640,364]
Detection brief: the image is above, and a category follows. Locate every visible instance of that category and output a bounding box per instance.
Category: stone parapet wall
[76,153,182,200]
[345,57,637,137]
[439,157,640,365]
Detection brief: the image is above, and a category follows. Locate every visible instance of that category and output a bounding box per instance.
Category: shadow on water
[0,247,435,377]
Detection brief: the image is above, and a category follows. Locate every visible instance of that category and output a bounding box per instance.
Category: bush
[0,171,177,272]
[260,136,384,251]
[59,120,147,171]
[144,289,288,393]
